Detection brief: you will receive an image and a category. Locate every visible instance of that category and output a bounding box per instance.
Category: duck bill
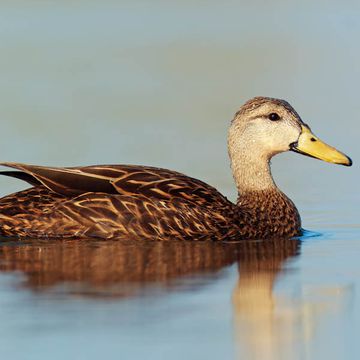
[290,125,352,166]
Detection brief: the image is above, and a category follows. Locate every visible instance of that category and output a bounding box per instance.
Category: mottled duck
[0,97,352,240]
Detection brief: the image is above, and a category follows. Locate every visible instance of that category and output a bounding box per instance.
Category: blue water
[0,1,358,359]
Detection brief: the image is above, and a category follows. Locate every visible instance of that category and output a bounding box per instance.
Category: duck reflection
[0,237,306,357]
[232,238,353,360]
[0,237,299,298]
[233,238,300,360]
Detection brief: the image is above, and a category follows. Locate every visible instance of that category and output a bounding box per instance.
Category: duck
[0,97,352,240]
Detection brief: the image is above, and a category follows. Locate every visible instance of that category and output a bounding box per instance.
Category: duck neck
[227,131,301,238]
[229,151,301,238]
[229,150,277,195]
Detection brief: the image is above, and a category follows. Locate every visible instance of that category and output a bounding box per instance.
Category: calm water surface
[0,1,359,359]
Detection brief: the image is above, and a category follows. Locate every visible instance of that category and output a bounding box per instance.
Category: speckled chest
[235,190,302,239]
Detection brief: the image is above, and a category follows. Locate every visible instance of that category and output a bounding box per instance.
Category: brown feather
[0,163,117,196]
[0,162,301,240]
[0,171,41,186]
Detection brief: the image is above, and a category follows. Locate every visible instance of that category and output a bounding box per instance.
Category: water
[0,1,359,359]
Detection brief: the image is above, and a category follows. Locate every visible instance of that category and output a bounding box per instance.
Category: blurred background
[0,1,358,359]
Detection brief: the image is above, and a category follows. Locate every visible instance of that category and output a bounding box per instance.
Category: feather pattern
[0,162,301,240]
[0,163,256,239]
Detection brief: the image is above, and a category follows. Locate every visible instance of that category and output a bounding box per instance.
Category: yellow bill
[290,125,352,166]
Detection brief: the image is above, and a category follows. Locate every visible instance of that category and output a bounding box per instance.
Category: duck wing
[0,163,116,196]
[0,163,229,206]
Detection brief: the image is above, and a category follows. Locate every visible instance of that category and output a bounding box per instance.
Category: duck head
[229,97,352,167]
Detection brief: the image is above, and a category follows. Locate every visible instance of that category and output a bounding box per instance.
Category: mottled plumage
[0,163,288,240]
[0,97,351,240]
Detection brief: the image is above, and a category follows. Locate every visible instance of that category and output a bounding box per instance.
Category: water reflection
[0,238,299,299]
[0,235,354,360]
[233,239,300,360]
[0,237,351,359]
[0,237,313,358]
[232,238,353,360]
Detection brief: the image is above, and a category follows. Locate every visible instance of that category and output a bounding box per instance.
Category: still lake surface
[0,1,359,359]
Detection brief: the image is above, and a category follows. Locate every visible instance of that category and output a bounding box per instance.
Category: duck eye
[268,113,280,121]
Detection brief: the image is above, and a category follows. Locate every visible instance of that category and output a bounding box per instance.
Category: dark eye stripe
[268,113,280,121]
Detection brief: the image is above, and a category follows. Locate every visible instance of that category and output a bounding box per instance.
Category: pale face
[230,98,303,160]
